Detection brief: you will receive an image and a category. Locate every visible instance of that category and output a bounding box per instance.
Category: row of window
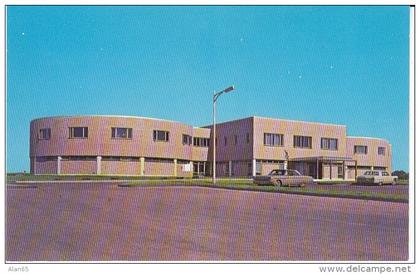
[354,145,386,156]
[216,133,251,146]
[39,127,210,147]
[181,135,210,147]
[55,156,190,163]
[263,133,330,150]
[364,171,390,176]
[38,127,388,156]
[263,133,386,155]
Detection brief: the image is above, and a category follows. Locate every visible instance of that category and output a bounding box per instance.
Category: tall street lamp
[213,85,235,184]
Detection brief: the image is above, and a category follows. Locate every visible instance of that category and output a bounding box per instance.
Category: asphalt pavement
[6,183,408,261]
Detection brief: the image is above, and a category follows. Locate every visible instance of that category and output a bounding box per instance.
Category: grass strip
[118,180,408,203]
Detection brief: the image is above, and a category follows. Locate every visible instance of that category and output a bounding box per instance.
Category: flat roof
[252,116,347,127]
[201,116,253,128]
[30,115,186,125]
[347,136,389,142]
[203,115,347,128]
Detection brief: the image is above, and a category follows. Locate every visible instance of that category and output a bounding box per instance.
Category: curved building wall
[30,116,194,159]
[346,136,392,178]
[30,116,201,175]
[346,137,392,168]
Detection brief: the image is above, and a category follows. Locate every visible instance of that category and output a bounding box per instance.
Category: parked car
[356,170,398,185]
[253,169,313,187]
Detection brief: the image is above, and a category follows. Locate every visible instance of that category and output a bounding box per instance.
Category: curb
[117,183,408,204]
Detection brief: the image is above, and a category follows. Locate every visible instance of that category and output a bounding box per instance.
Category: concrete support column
[329,161,332,180]
[189,161,193,176]
[316,159,319,179]
[96,156,102,175]
[57,156,62,175]
[228,161,232,177]
[203,162,206,175]
[355,161,358,178]
[140,157,145,176]
[371,166,374,171]
[284,160,288,170]
[174,159,177,177]
[344,163,347,180]
[252,159,256,177]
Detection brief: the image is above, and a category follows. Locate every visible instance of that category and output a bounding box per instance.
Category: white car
[356,171,398,185]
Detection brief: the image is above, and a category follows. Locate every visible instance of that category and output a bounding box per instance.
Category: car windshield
[287,170,302,176]
[269,170,286,176]
[364,171,372,175]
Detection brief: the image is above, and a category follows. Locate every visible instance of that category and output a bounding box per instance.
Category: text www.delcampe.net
[319,265,412,274]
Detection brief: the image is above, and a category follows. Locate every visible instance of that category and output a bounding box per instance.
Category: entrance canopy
[288,156,358,179]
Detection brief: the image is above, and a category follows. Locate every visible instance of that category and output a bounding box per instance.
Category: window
[378,147,386,156]
[69,127,88,138]
[153,130,169,142]
[382,171,390,176]
[145,157,174,163]
[288,170,302,176]
[224,163,229,176]
[246,133,250,144]
[255,161,262,175]
[372,171,380,176]
[247,162,252,176]
[182,134,192,145]
[263,133,283,146]
[338,165,343,177]
[224,136,227,146]
[269,170,286,176]
[61,156,96,161]
[354,145,368,154]
[102,156,139,162]
[293,135,312,149]
[321,138,338,150]
[111,127,132,139]
[234,135,238,145]
[38,128,51,140]
[193,137,210,147]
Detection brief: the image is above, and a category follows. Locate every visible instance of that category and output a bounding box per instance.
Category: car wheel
[378,181,383,186]
[392,179,397,185]
[277,180,283,187]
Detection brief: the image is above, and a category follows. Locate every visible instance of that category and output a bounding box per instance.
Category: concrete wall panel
[61,160,96,175]
[101,160,141,175]
[144,161,174,176]
[35,157,57,174]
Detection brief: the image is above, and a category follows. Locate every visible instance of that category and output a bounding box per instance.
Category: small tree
[392,170,409,180]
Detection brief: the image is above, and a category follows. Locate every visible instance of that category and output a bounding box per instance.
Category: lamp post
[213,85,235,184]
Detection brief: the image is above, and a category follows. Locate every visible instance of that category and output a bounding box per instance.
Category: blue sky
[7,6,409,172]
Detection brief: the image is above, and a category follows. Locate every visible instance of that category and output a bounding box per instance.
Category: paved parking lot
[6,183,408,261]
